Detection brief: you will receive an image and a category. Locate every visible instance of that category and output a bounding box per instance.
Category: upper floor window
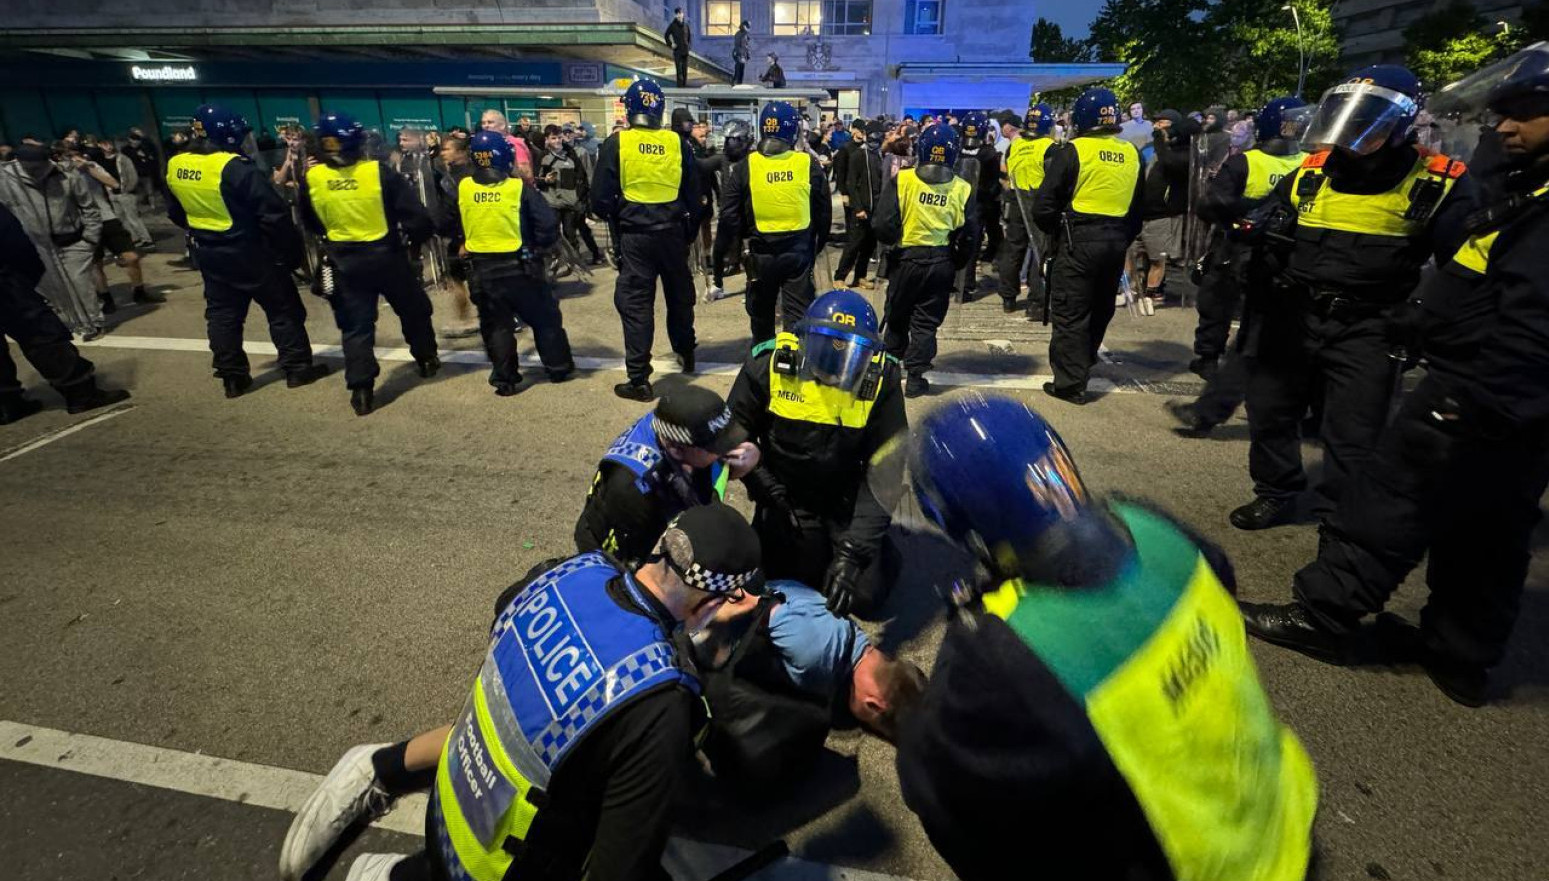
[905,0,943,35]
[772,0,871,36]
[704,0,741,35]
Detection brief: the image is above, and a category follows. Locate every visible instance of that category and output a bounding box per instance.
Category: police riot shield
[402,148,450,288]
[951,152,981,303]
[1182,131,1215,269]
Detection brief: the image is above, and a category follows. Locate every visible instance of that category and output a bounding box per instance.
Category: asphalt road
[1,221,1546,881]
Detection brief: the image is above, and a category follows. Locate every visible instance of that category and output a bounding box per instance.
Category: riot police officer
[164,104,329,398]
[1231,66,1475,530]
[727,289,908,618]
[1241,45,1549,706]
[873,123,978,398]
[996,105,1056,314]
[590,80,702,401]
[898,392,1318,881]
[301,111,439,416]
[1033,89,1145,404]
[717,101,830,347]
[953,110,1000,298]
[449,131,576,395]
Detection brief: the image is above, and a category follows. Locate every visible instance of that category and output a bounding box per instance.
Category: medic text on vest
[638,142,667,156]
[1160,614,1221,717]
[513,585,601,715]
[766,170,795,183]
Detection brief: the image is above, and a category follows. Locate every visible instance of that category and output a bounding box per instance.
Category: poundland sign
[131,64,198,82]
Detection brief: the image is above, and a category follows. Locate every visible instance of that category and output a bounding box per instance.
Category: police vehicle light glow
[131,64,198,82]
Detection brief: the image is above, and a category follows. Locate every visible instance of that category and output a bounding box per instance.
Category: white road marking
[77,334,1135,394]
[0,404,135,464]
[0,720,927,881]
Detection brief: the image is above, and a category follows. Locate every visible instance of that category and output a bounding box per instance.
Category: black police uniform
[1244,146,1473,517]
[165,142,320,383]
[964,140,1003,291]
[717,143,830,345]
[590,124,702,387]
[833,138,884,286]
[299,159,438,392]
[1033,134,1145,398]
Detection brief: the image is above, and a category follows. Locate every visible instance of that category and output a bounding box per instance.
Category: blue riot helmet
[623,79,666,128]
[794,289,886,395]
[910,392,1131,588]
[191,104,251,151]
[1485,41,1549,117]
[958,111,989,150]
[759,101,801,146]
[1256,96,1307,143]
[468,130,515,173]
[1302,65,1421,155]
[1072,88,1122,134]
[315,112,366,165]
[917,123,960,168]
[1024,102,1056,136]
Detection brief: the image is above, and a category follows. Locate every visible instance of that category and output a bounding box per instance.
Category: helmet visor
[1302,82,1419,155]
[799,324,883,392]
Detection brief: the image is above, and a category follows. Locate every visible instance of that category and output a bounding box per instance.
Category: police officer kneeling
[898,392,1317,881]
[303,112,440,416]
[873,123,978,398]
[452,131,576,395]
[718,100,831,347]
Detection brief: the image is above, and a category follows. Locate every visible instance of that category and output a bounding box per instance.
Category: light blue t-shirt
[765,580,870,700]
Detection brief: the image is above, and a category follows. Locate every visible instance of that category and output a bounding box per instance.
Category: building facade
[1334,0,1524,69]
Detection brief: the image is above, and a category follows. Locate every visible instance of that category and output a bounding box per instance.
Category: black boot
[1239,600,1351,665]
[494,381,522,397]
[351,387,374,416]
[416,356,441,378]
[613,380,654,402]
[98,292,117,315]
[1229,496,1296,531]
[132,286,166,305]
[0,391,44,425]
[676,350,695,374]
[63,380,131,415]
[1373,613,1489,706]
[285,363,332,388]
[1188,356,1219,381]
[904,375,930,398]
[1042,381,1088,406]
[1164,400,1215,437]
[223,375,254,399]
[548,364,575,383]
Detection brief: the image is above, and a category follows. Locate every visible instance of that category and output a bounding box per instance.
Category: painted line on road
[0,720,926,881]
[0,403,135,464]
[76,334,1189,396]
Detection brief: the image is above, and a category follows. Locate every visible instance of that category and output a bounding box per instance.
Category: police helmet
[958,111,990,150]
[721,119,753,162]
[917,123,960,168]
[759,101,801,145]
[468,130,515,172]
[1302,65,1421,155]
[1072,88,1122,134]
[910,392,1130,587]
[1256,96,1308,143]
[1486,41,1549,118]
[624,79,666,127]
[315,112,366,163]
[1025,102,1056,136]
[191,104,251,151]
[798,289,885,393]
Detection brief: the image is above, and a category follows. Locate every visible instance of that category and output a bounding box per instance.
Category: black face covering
[14,144,52,180]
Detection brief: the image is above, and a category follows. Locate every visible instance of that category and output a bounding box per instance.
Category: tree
[1030,17,1100,108]
[1210,0,1342,108]
[1404,1,1525,88]
[1088,0,1217,110]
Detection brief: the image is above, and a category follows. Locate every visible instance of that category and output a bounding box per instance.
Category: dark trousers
[958,200,999,294]
[328,244,437,389]
[833,215,877,284]
[745,244,816,346]
[673,53,689,87]
[0,272,93,394]
[615,227,695,383]
[882,252,955,378]
[468,257,575,386]
[1046,232,1127,395]
[1293,376,1549,668]
[1193,343,1249,426]
[575,215,602,261]
[977,198,1003,262]
[1192,240,1248,360]
[733,61,746,84]
[193,238,315,380]
[712,227,741,287]
[557,207,601,261]
[1245,302,1396,513]
[752,504,893,619]
[997,195,1044,310]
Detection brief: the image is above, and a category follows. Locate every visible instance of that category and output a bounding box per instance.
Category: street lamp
[1283,3,1307,99]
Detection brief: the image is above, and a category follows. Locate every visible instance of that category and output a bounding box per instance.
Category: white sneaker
[279,744,394,881]
[346,853,410,881]
[704,284,725,302]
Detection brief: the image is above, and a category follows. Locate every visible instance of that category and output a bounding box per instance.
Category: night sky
[1037,0,1108,40]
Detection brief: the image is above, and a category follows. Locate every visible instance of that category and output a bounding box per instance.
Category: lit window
[704,0,741,36]
[773,0,822,35]
[906,0,943,35]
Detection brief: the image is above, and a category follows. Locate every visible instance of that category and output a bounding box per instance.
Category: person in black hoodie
[833,120,885,289]
[832,118,864,234]
[1134,110,1198,306]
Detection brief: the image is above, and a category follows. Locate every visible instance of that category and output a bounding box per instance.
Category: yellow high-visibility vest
[747,150,811,234]
[766,333,880,428]
[1070,135,1140,217]
[458,175,525,254]
[1242,149,1306,200]
[305,160,389,243]
[1007,136,1054,192]
[619,128,683,205]
[1289,150,1464,238]
[895,167,971,248]
[165,152,239,232]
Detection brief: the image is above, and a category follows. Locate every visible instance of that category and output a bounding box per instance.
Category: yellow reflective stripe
[305,160,389,242]
[1007,136,1052,192]
[766,333,878,428]
[459,176,526,253]
[1242,150,1305,200]
[435,678,543,881]
[1070,136,1140,217]
[982,581,1021,620]
[1452,230,1496,275]
[165,152,237,232]
[747,151,812,233]
[713,465,730,500]
[1289,154,1456,238]
[1085,557,1317,881]
[619,128,683,205]
[896,168,972,248]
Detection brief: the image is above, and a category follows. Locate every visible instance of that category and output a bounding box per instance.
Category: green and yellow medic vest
[765,332,884,428]
[458,175,525,254]
[895,167,972,248]
[1289,149,1464,239]
[618,127,683,205]
[431,553,698,881]
[165,151,239,232]
[747,150,812,234]
[1007,136,1054,192]
[305,160,390,243]
[981,502,1318,881]
[1070,134,1141,217]
[1242,149,1307,201]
